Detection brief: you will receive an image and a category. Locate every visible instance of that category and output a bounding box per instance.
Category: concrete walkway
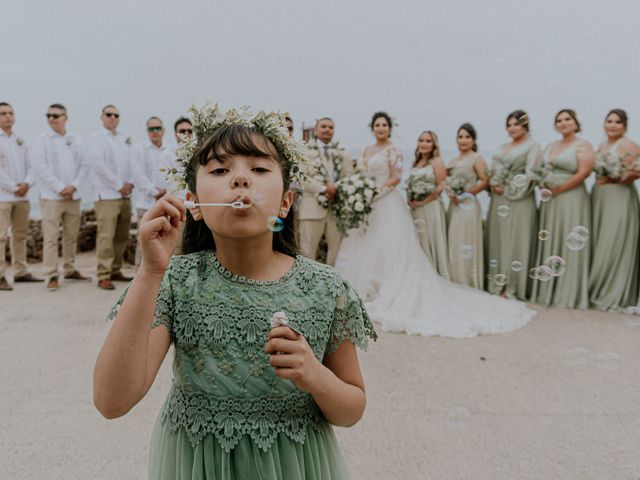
[1,252,639,479]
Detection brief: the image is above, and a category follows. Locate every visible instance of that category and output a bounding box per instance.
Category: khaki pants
[41,199,81,278]
[95,198,132,280]
[0,200,30,278]
[299,215,342,266]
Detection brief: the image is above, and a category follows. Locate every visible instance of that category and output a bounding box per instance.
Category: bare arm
[468,155,489,195]
[93,194,186,418]
[266,329,366,427]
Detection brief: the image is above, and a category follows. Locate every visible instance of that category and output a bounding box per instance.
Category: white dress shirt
[85,127,133,201]
[29,128,90,201]
[131,140,175,210]
[0,130,32,202]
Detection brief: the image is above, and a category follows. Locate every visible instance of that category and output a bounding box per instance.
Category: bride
[334,112,536,337]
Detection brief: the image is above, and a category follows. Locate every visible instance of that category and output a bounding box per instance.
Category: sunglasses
[104,112,120,118]
[148,126,163,133]
[177,128,193,134]
[46,113,65,119]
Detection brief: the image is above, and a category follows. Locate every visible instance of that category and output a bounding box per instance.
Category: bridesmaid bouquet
[594,152,625,180]
[531,164,554,188]
[445,175,467,196]
[406,170,437,201]
[486,157,510,187]
[330,173,378,234]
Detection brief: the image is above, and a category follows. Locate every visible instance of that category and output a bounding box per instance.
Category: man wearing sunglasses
[30,104,91,290]
[163,117,193,195]
[0,102,43,290]
[86,105,135,290]
[131,116,174,265]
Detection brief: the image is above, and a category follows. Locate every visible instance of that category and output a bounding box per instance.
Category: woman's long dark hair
[180,124,298,257]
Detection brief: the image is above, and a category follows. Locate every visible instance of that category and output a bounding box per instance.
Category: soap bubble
[494,273,508,286]
[595,352,620,371]
[459,244,474,260]
[566,347,589,366]
[413,218,427,233]
[511,261,523,272]
[496,205,510,218]
[489,259,498,269]
[544,256,566,277]
[267,216,285,232]
[566,232,586,251]
[447,407,472,430]
[540,188,553,202]
[528,267,538,279]
[512,174,528,188]
[623,306,640,316]
[538,230,551,241]
[536,265,552,282]
[571,225,590,242]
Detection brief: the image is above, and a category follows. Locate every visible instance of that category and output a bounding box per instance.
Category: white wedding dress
[335,145,536,338]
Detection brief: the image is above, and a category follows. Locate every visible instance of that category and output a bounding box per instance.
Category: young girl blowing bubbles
[93,104,376,480]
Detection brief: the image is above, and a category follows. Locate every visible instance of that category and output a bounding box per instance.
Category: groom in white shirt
[30,104,91,290]
[86,105,134,290]
[299,117,354,266]
[0,102,43,290]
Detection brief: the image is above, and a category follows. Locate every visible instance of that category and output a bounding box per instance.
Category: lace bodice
[360,145,403,189]
[108,251,376,452]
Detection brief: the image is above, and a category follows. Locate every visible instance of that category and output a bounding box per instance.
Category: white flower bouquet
[445,175,467,196]
[330,173,378,234]
[595,152,625,180]
[406,169,437,201]
[531,163,554,189]
[486,156,511,188]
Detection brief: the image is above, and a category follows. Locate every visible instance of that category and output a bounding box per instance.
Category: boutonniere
[16,137,25,146]
[125,137,132,145]
[65,138,72,146]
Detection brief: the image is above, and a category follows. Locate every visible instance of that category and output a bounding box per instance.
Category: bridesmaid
[589,109,640,310]
[407,131,450,278]
[485,111,542,300]
[447,123,489,289]
[530,109,595,309]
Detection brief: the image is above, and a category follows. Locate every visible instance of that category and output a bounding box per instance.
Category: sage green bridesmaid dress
[530,140,590,309]
[589,139,639,310]
[409,165,450,278]
[485,139,542,299]
[447,153,484,289]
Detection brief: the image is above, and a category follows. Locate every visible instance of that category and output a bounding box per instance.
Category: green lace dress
[108,251,376,480]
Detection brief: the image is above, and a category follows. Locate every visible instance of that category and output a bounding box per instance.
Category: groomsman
[86,105,134,290]
[30,104,91,290]
[131,117,174,264]
[0,102,42,290]
[299,117,354,266]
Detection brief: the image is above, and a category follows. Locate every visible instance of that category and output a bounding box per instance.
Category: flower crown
[166,103,313,191]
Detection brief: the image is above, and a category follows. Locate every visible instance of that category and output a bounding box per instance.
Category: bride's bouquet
[330,173,378,234]
[406,169,437,201]
[595,152,626,180]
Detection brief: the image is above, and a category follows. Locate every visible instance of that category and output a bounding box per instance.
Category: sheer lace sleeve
[325,275,377,356]
[387,145,404,176]
[106,260,175,339]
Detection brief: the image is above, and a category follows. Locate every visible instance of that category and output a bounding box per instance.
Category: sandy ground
[1,252,640,480]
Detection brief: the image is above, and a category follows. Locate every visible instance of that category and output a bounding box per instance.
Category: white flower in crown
[168,103,312,192]
[16,137,25,146]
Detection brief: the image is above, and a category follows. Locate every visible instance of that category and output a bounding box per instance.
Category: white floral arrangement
[594,152,626,180]
[531,163,554,188]
[444,175,467,196]
[164,103,312,191]
[406,168,436,201]
[329,173,378,234]
[485,156,511,188]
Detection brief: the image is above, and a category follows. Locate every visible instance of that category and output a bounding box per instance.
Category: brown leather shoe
[110,272,133,282]
[14,273,44,283]
[64,270,90,281]
[0,277,13,291]
[47,277,59,291]
[98,279,115,290]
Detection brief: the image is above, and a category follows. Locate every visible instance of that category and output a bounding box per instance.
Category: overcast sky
[3,0,640,157]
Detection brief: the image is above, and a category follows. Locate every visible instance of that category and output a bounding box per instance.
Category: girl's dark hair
[457,123,478,152]
[370,111,393,137]
[181,124,298,257]
[555,109,581,133]
[605,108,628,132]
[413,130,441,167]
[506,110,530,132]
